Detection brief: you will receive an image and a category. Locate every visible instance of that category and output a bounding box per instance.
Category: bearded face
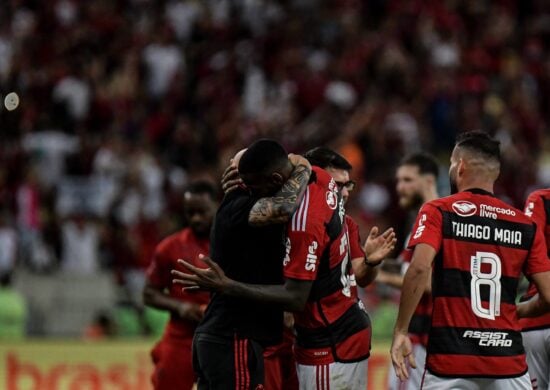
[396,165,424,211]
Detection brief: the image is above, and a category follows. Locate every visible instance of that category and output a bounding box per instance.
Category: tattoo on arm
[249,164,311,226]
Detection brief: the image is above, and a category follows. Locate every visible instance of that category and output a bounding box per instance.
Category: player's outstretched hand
[221,161,243,194]
[363,226,397,265]
[390,331,416,382]
[172,255,230,292]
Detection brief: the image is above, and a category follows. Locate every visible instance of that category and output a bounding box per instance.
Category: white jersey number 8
[470,251,502,320]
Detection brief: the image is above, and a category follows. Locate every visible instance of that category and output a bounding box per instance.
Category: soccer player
[304,147,396,287]
[175,151,396,389]
[143,181,218,390]
[376,152,440,390]
[391,131,550,389]
[257,147,396,390]
[190,140,313,389]
[521,188,550,389]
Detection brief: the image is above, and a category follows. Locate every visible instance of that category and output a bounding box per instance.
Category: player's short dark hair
[455,131,501,163]
[304,147,352,171]
[238,139,288,176]
[399,152,439,179]
[184,180,218,201]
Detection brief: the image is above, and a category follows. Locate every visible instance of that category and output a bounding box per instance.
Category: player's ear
[457,158,466,177]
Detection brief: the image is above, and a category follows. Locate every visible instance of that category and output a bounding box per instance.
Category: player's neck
[459,181,494,195]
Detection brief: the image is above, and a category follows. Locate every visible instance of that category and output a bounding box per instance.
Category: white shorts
[523,328,550,390]
[388,343,426,390]
[421,371,531,390]
[297,358,368,390]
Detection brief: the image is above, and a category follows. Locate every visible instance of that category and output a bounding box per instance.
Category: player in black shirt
[189,140,312,390]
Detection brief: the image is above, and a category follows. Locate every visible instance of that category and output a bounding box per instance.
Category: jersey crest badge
[452,200,477,217]
[283,237,291,266]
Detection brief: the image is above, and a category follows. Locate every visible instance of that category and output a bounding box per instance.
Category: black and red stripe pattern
[291,220,371,365]
[407,189,550,378]
[234,335,250,390]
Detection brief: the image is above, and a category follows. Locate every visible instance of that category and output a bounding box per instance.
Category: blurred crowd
[1,0,550,337]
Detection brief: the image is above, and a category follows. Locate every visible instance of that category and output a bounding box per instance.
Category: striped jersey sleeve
[407,202,443,252]
[284,186,330,281]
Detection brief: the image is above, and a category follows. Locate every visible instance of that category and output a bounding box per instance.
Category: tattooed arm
[248,154,312,227]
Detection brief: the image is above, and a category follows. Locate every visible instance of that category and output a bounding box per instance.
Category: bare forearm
[517,296,550,318]
[249,163,311,226]
[225,280,310,312]
[394,265,430,333]
[352,258,378,287]
[143,286,186,314]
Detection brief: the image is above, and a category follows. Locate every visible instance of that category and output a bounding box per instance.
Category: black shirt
[196,188,285,346]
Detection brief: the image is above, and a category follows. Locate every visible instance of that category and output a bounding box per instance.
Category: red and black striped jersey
[407,188,550,378]
[520,189,550,332]
[283,168,370,365]
[401,248,432,347]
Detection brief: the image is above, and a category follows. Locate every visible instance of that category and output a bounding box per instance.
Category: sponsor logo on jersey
[462,330,512,347]
[328,178,337,191]
[413,214,427,239]
[452,201,477,217]
[358,299,367,313]
[283,237,291,266]
[479,204,516,219]
[305,241,318,271]
[337,196,345,223]
[525,202,534,218]
[326,190,337,210]
[350,273,357,287]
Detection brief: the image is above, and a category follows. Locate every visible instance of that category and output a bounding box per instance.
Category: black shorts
[193,332,265,390]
